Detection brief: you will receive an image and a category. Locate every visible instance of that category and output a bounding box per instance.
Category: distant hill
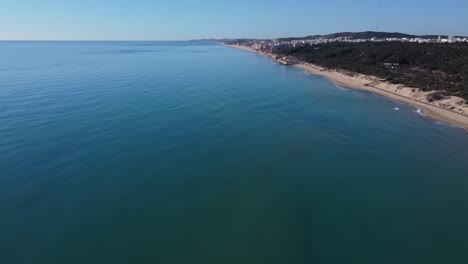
[277,31,466,41]
[278,31,418,41]
[198,32,467,43]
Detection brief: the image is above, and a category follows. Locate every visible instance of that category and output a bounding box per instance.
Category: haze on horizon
[1,0,467,41]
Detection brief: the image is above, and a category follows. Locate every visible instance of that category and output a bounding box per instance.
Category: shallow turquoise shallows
[1,41,468,264]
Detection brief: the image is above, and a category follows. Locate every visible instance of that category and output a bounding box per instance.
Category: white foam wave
[415,108,426,116]
[392,107,400,111]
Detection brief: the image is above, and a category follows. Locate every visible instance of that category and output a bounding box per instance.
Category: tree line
[275,42,468,100]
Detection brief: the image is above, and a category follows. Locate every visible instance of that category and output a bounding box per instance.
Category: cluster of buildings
[235,35,468,54]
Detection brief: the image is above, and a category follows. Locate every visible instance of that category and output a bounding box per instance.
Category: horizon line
[0,39,195,42]
[1,31,466,42]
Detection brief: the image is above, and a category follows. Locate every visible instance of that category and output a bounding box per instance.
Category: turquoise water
[1,41,468,263]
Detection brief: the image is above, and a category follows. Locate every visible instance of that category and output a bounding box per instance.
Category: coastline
[224,44,468,130]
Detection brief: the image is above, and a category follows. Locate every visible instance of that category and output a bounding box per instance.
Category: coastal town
[226,34,468,65]
[224,32,468,129]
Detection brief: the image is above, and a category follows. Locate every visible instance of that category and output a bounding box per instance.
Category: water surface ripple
[1,41,468,264]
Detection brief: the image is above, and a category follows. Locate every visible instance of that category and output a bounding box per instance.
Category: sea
[1,41,468,264]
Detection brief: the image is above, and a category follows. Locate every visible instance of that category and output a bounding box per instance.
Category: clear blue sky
[1,0,467,40]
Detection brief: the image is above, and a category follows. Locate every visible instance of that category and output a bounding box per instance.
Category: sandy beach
[225,44,468,130]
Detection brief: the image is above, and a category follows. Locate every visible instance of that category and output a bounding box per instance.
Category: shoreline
[224,44,468,130]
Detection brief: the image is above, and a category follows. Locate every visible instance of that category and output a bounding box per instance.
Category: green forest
[275,42,468,100]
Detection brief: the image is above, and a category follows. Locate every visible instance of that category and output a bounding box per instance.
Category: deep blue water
[1,41,468,264]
